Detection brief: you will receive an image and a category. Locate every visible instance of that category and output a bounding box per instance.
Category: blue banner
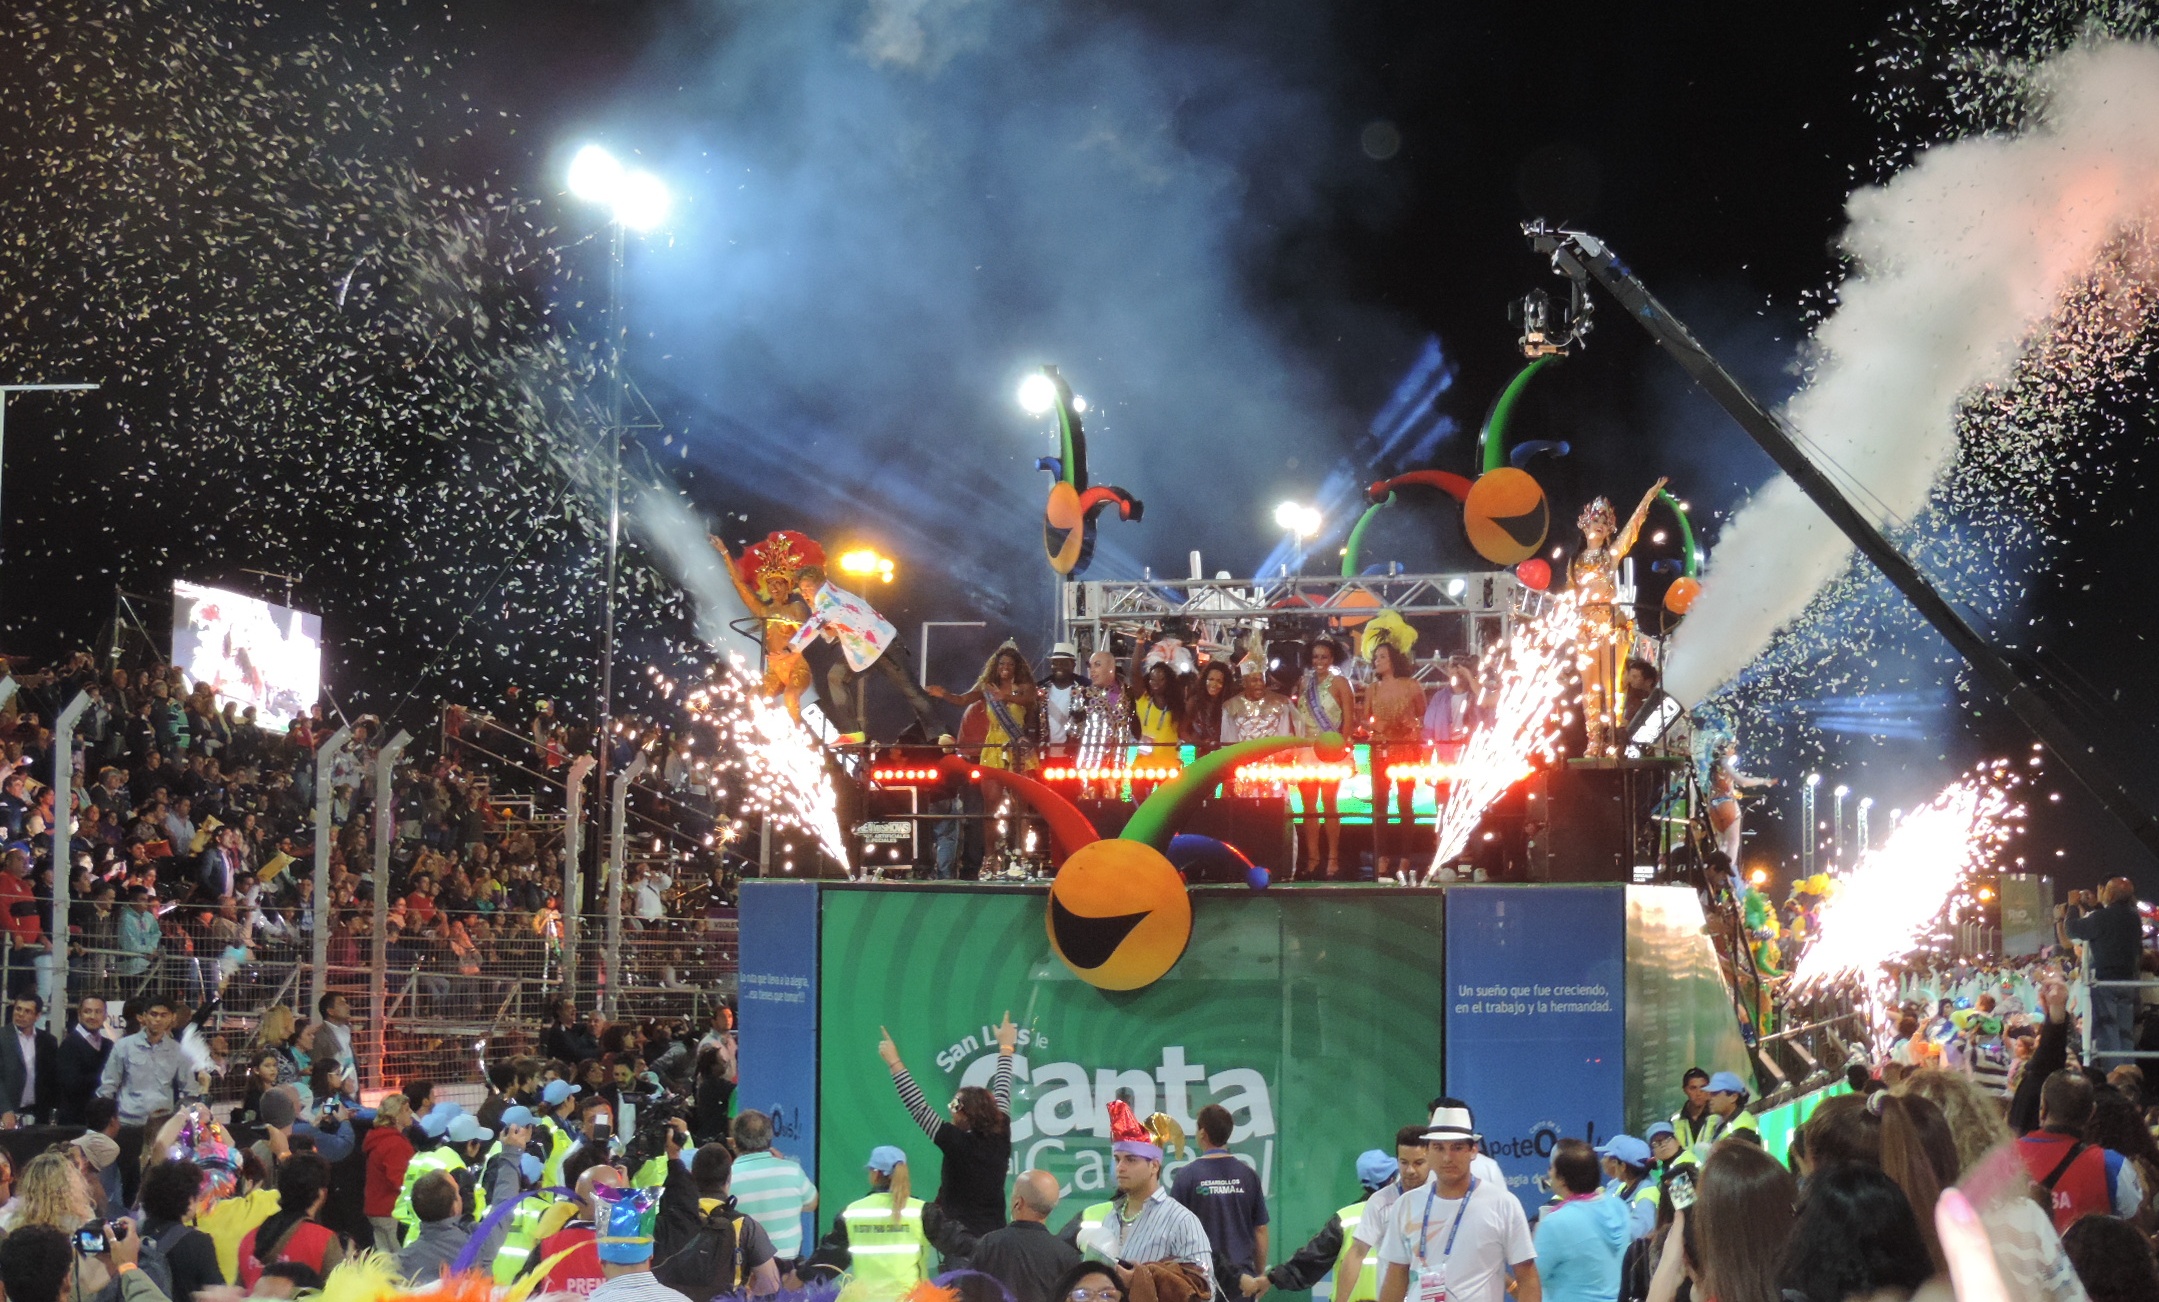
[737,879,822,1242]
[1444,885,1626,1218]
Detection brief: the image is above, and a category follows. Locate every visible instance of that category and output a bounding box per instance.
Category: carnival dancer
[1223,656,1293,745]
[1075,651,1130,800]
[789,564,942,744]
[930,644,1041,864]
[1365,638,1426,880]
[711,532,822,725]
[1569,479,1666,758]
[1294,638,1356,879]
[1129,642,1193,798]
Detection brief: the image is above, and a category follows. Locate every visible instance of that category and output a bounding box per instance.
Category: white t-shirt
[1376,1176,1534,1302]
[1044,681,1081,744]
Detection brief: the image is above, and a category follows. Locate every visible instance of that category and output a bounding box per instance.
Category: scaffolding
[1060,569,1521,673]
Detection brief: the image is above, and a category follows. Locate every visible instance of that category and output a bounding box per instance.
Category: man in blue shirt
[1169,1104,1267,1301]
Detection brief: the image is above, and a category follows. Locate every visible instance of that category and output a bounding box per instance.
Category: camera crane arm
[1521,220,2159,860]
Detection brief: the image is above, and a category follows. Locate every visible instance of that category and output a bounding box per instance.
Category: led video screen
[170,581,323,728]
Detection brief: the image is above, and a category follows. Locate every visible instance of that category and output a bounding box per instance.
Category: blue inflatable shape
[1166,833,1256,885]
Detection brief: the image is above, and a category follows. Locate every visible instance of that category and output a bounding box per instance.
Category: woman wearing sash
[930,644,1041,864]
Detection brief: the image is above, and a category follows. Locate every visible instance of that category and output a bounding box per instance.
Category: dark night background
[1,0,2153,891]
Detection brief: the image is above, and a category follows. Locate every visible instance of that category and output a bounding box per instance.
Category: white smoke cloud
[1666,40,2159,703]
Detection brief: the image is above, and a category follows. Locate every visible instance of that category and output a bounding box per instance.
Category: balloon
[1245,866,1271,892]
[1665,575,1702,614]
[1463,468,1549,566]
[1515,558,1552,591]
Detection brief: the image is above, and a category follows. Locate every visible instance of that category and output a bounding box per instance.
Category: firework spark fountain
[679,656,852,876]
[1788,761,2025,1049]
[1423,593,1578,879]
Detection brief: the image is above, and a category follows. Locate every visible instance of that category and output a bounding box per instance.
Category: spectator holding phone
[0,1221,169,1302]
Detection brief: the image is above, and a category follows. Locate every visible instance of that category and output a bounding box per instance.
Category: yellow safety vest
[539,1122,574,1188]
[1331,1199,1378,1302]
[393,1147,469,1240]
[841,1193,930,1301]
[1689,1110,1758,1161]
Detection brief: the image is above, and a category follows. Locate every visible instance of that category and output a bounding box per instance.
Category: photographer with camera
[0,1221,167,1302]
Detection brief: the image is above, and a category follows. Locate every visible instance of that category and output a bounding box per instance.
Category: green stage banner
[816,885,1446,1279]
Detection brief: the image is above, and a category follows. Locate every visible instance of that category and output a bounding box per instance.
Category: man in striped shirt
[1083,1102,1214,1295]
[730,1110,819,1269]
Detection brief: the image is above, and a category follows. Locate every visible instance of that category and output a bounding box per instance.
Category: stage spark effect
[1789,761,2026,1046]
[672,658,851,876]
[1423,594,1577,879]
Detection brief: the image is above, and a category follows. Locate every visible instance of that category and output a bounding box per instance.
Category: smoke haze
[1666,40,2159,702]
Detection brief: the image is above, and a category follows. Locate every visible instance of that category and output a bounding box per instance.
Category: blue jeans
[2091,984,2138,1059]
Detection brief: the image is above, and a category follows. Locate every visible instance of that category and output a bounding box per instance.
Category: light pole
[1802,773,1820,879]
[1832,784,1850,869]
[1857,797,1873,860]
[0,383,99,612]
[565,144,670,920]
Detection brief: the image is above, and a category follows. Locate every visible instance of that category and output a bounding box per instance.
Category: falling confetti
[0,1,706,722]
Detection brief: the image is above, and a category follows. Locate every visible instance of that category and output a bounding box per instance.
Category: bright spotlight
[613,169,672,231]
[567,145,671,230]
[567,145,624,203]
[1859,797,1874,809]
[1274,502,1321,539]
[1806,773,1822,787]
[1445,578,1468,597]
[1834,784,1850,797]
[1017,372,1058,415]
[837,548,896,582]
[1072,395,1088,413]
[1748,868,1769,887]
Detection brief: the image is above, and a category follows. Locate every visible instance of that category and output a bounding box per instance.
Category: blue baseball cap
[418,1109,453,1139]
[1596,1135,1651,1166]
[499,1106,539,1128]
[1644,1121,1676,1141]
[1356,1150,1397,1189]
[1706,1072,1748,1095]
[447,1115,494,1145]
[543,1080,582,1106]
[868,1146,908,1175]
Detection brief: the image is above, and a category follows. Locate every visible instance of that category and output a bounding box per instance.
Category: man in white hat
[1375,1104,1538,1302]
[1040,644,1084,760]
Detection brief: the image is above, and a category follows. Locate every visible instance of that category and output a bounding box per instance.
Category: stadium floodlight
[567,144,671,231]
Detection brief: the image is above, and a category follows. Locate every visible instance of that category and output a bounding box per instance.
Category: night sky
[1,1,2154,889]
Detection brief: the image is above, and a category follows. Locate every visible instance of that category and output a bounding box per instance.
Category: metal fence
[36,697,739,1094]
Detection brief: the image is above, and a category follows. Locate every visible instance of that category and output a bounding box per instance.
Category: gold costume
[1569,480,1664,758]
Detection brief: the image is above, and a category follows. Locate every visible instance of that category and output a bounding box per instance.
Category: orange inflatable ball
[1463,468,1549,566]
[1046,839,1193,991]
[1043,482,1088,575]
[1516,557,1552,591]
[1665,575,1703,614]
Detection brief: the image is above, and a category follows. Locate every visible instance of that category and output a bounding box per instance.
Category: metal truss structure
[1060,570,1530,674]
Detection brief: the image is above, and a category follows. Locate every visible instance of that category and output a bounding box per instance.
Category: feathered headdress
[1106,1099,1186,1161]
[739,531,827,596]
[1359,610,1417,664]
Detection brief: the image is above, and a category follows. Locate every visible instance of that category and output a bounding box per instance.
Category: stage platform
[738,878,1754,1261]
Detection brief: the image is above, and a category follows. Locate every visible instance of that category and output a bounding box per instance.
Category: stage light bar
[869,766,945,784]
